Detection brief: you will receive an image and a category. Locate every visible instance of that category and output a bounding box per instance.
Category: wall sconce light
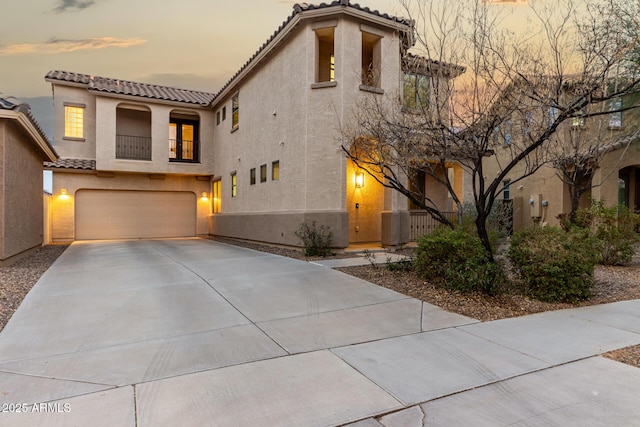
[355,172,365,188]
[201,192,209,200]
[60,188,68,196]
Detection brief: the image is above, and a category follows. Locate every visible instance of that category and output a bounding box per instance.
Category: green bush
[580,202,639,265]
[294,221,333,257]
[414,227,505,295]
[507,226,600,302]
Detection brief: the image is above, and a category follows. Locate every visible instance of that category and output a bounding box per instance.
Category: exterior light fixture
[60,188,68,196]
[355,172,365,188]
[201,192,209,199]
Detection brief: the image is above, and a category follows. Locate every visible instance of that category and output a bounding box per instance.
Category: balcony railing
[169,139,199,163]
[116,135,152,161]
[409,210,456,241]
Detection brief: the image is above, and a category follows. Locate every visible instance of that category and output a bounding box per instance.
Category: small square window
[260,164,267,183]
[272,161,280,180]
[250,168,256,185]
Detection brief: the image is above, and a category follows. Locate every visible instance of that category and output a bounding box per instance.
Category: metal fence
[116,135,152,161]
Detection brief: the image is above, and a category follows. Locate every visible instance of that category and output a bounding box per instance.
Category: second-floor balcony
[116,135,152,161]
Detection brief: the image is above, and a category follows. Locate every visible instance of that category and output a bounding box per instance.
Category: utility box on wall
[530,194,542,218]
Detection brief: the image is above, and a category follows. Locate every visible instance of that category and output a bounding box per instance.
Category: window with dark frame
[232,94,239,128]
[216,111,221,125]
[222,106,226,121]
[272,160,280,180]
[503,179,511,200]
[250,168,256,185]
[260,164,267,183]
[169,119,199,162]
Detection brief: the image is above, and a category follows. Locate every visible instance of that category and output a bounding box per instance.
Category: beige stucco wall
[95,97,214,175]
[593,141,640,206]
[0,121,46,262]
[209,14,410,247]
[51,85,96,160]
[49,170,210,242]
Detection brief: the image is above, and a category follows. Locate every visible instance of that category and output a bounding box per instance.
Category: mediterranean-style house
[44,0,462,248]
[0,97,57,265]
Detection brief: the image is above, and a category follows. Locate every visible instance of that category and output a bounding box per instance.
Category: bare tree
[340,0,640,259]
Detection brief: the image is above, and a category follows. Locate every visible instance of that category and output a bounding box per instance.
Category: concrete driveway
[1,238,640,426]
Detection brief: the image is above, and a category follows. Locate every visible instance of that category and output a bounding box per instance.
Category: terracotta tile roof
[44,158,96,170]
[45,71,215,107]
[214,1,414,101]
[0,96,57,157]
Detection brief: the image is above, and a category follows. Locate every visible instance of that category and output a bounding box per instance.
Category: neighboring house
[484,89,640,231]
[45,1,458,247]
[0,97,57,265]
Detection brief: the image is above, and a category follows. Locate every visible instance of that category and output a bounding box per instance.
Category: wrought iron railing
[116,135,152,160]
[169,139,198,162]
[409,210,456,241]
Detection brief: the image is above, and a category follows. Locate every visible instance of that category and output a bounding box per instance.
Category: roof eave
[88,89,211,109]
[0,110,58,161]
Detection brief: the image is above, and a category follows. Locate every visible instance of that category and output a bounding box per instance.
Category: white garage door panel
[76,190,196,240]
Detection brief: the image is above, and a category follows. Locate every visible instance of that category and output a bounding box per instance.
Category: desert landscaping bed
[0,239,637,368]
[0,244,68,332]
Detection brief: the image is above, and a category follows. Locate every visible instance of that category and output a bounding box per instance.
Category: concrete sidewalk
[0,239,639,426]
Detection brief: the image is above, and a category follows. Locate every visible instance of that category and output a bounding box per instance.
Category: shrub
[582,202,639,266]
[294,221,333,257]
[414,227,505,295]
[507,226,600,302]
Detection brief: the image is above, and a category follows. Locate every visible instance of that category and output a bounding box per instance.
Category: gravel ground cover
[0,245,68,332]
[0,239,636,368]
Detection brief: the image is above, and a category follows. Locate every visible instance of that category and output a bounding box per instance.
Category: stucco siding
[49,171,210,242]
[1,121,46,260]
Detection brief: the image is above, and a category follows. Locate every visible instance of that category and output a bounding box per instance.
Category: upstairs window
[315,26,335,84]
[222,106,227,121]
[169,118,199,162]
[232,93,239,129]
[504,120,512,145]
[216,111,221,125]
[250,168,256,185]
[272,160,280,181]
[403,72,430,110]
[503,179,511,200]
[64,104,84,139]
[609,98,622,128]
[548,106,559,127]
[362,31,382,88]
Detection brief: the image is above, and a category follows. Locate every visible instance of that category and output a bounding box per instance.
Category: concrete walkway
[0,238,639,426]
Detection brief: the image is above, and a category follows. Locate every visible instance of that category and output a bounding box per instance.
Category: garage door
[75,190,196,240]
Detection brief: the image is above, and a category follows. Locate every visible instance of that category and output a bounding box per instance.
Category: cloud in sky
[52,0,96,13]
[0,37,146,55]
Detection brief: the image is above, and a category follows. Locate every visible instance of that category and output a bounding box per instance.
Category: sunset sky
[0,0,532,136]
